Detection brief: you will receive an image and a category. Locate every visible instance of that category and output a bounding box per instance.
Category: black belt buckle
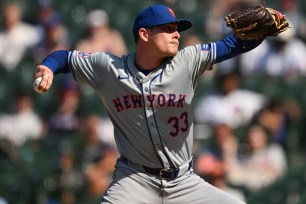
[159,168,178,180]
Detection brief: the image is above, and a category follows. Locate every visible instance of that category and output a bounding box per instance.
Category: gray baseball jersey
[68,43,215,169]
[68,44,246,204]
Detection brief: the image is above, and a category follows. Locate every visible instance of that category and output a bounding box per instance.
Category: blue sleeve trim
[42,50,71,74]
[215,34,263,63]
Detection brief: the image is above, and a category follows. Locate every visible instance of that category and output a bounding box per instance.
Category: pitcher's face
[147,23,180,57]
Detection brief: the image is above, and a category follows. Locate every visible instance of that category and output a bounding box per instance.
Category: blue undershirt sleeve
[215,34,263,63]
[41,50,71,74]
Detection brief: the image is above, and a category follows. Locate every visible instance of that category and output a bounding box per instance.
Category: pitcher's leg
[101,160,162,204]
[165,172,245,204]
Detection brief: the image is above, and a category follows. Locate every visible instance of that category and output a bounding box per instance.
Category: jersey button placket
[143,81,170,169]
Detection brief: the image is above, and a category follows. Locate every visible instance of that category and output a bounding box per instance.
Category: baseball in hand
[33,77,45,94]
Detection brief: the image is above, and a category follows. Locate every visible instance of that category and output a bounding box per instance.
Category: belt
[120,156,193,180]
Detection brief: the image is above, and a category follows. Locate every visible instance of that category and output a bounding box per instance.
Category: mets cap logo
[167,7,176,17]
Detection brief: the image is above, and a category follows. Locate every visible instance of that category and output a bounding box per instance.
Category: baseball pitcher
[33,4,288,204]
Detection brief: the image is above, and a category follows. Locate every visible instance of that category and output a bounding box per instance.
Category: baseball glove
[224,2,289,40]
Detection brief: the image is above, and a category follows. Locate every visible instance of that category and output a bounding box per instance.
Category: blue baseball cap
[132,4,192,38]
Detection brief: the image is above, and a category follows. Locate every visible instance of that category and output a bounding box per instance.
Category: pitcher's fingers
[42,75,53,92]
[34,65,44,78]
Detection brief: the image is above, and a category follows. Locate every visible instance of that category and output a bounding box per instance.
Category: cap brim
[177,19,192,32]
[133,19,192,37]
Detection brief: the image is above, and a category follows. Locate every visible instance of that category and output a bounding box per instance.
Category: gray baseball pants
[101,158,245,204]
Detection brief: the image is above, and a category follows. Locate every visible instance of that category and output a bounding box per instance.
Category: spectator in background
[75,9,127,56]
[58,150,84,204]
[80,114,117,170]
[194,123,246,202]
[224,125,288,193]
[250,97,300,150]
[0,91,44,146]
[73,114,117,202]
[237,39,269,76]
[35,1,61,38]
[0,1,40,71]
[195,123,237,179]
[280,0,306,41]
[47,76,81,134]
[84,137,118,200]
[261,27,306,78]
[240,26,306,78]
[84,145,117,200]
[195,71,266,129]
[47,147,85,204]
[33,14,70,64]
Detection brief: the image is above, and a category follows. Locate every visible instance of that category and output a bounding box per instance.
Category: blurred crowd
[0,0,306,203]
